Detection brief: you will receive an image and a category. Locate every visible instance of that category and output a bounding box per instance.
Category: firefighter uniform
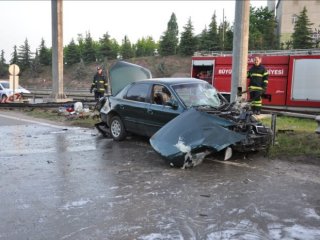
[90,68,108,100]
[247,64,268,114]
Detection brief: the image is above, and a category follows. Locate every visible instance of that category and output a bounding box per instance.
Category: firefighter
[247,55,269,115]
[90,66,108,101]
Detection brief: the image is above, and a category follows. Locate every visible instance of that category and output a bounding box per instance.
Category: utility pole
[222,8,225,51]
[49,0,71,102]
[230,0,250,102]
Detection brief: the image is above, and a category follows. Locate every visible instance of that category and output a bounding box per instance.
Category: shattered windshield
[172,82,221,108]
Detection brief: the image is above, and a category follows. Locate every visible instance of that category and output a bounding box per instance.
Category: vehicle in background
[191,52,320,112]
[0,80,31,102]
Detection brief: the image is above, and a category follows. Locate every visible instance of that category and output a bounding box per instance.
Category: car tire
[110,116,126,141]
[1,94,7,100]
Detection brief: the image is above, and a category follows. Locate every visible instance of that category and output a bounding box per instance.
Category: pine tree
[18,38,33,70]
[0,50,8,78]
[197,26,209,51]
[10,45,19,65]
[98,32,118,61]
[159,13,179,56]
[64,38,80,65]
[31,50,41,77]
[207,13,219,51]
[120,35,134,59]
[292,6,314,49]
[0,50,5,65]
[179,17,197,56]
[38,38,51,66]
[82,32,96,63]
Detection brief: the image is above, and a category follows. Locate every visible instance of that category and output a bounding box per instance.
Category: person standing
[247,55,269,115]
[90,66,108,100]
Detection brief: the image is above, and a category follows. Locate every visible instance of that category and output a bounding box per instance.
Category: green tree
[64,38,80,65]
[98,32,118,61]
[179,17,197,56]
[73,58,87,80]
[0,50,8,78]
[18,38,33,70]
[197,26,208,51]
[207,13,219,51]
[77,34,85,61]
[217,19,233,51]
[110,39,120,59]
[292,6,314,49]
[10,45,19,64]
[249,6,278,50]
[135,36,157,57]
[38,38,51,66]
[82,32,96,63]
[0,50,5,65]
[159,13,179,56]
[120,35,134,59]
[30,50,41,77]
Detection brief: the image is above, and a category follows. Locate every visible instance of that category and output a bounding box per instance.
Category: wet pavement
[0,110,320,240]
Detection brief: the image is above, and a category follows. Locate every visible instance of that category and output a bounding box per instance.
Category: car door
[117,82,151,136]
[145,84,183,136]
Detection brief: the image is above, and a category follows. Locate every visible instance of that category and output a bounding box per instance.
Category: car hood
[149,108,246,168]
[109,61,152,96]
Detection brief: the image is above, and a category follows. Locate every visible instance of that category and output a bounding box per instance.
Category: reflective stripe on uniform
[249,86,263,90]
[251,100,262,107]
[251,73,263,77]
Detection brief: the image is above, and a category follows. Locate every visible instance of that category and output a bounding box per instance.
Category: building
[268,0,320,46]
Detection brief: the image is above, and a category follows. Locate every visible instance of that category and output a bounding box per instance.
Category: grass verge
[21,107,100,128]
[260,115,320,158]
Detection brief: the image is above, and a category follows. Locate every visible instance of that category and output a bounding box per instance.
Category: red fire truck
[191,51,320,112]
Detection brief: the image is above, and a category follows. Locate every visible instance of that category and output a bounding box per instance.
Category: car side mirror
[166,99,179,109]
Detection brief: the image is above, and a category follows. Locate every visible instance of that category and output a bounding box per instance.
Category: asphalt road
[0,110,320,240]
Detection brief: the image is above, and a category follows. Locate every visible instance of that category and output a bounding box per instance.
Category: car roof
[136,77,207,85]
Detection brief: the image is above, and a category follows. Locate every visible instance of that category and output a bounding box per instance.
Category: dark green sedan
[99,77,223,140]
[96,61,272,167]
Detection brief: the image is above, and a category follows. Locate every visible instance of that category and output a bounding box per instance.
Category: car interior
[152,85,172,105]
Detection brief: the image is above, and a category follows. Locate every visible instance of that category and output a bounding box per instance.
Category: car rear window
[125,83,149,102]
[1,82,9,88]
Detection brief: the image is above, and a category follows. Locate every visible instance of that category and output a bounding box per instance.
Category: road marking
[0,112,73,129]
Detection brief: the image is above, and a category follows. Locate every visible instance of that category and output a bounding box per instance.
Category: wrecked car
[96,61,272,168]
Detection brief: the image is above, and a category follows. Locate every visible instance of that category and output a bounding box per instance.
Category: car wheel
[110,116,126,141]
[1,94,7,100]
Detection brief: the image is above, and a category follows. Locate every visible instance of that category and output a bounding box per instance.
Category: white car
[0,80,31,101]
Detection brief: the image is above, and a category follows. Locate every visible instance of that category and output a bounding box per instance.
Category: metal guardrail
[24,89,95,103]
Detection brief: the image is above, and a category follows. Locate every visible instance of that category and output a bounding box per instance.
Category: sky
[0,0,267,63]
